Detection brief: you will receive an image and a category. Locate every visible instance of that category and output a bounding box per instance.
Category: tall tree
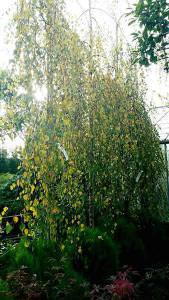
[9,0,167,241]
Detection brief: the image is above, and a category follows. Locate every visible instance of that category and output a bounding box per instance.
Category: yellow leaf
[43,199,48,206]
[24,215,30,222]
[25,205,30,211]
[23,194,29,201]
[34,156,40,163]
[33,199,39,207]
[31,185,35,194]
[3,207,8,213]
[51,208,60,214]
[80,224,85,229]
[13,216,19,224]
[24,228,29,236]
[61,244,65,251]
[33,210,37,217]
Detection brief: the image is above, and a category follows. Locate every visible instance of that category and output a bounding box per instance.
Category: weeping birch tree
[7,0,167,241]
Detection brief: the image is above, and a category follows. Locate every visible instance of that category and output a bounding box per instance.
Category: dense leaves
[7,0,167,243]
[0,149,20,174]
[0,69,33,138]
[129,0,169,71]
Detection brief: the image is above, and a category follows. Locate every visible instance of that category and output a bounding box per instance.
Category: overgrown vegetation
[0,0,169,299]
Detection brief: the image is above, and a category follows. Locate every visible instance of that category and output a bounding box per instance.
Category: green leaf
[5,222,13,234]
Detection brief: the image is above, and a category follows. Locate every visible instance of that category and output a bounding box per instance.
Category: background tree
[0,69,33,139]
[0,148,20,174]
[129,0,169,71]
[0,149,8,173]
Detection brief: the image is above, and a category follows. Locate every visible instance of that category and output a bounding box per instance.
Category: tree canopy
[129,0,169,71]
[7,0,166,241]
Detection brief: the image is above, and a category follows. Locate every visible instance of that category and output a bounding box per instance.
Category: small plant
[90,267,138,300]
[106,270,135,299]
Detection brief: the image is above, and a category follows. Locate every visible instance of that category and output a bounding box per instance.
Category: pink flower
[105,272,134,299]
[112,278,134,298]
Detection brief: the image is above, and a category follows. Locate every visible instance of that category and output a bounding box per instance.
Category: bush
[114,217,146,267]
[64,227,119,283]
[0,238,61,280]
[30,238,61,278]
[0,279,13,300]
[141,220,169,264]
[47,264,90,300]
[136,265,169,300]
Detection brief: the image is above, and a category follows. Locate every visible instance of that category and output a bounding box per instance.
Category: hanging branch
[88,0,94,228]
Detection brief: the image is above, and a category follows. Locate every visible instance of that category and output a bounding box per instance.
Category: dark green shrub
[114,217,146,267]
[0,279,13,300]
[0,240,34,276]
[48,263,90,300]
[136,265,169,300]
[30,238,61,278]
[1,238,61,279]
[0,149,20,175]
[13,240,34,269]
[64,227,119,283]
[142,220,169,264]
[0,174,23,214]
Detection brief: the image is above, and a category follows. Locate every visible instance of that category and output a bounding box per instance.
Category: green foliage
[0,279,13,300]
[64,228,119,283]
[16,61,166,240]
[0,68,33,138]
[0,70,15,103]
[12,240,34,269]
[0,241,33,276]
[7,0,167,258]
[0,238,89,299]
[0,150,8,173]
[0,174,23,215]
[0,280,10,293]
[0,174,14,186]
[48,263,89,300]
[7,238,61,279]
[136,265,169,299]
[0,149,20,174]
[114,217,146,267]
[129,0,169,71]
[30,238,61,278]
[0,0,168,293]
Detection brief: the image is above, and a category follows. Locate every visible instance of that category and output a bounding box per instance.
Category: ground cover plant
[0,0,169,299]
